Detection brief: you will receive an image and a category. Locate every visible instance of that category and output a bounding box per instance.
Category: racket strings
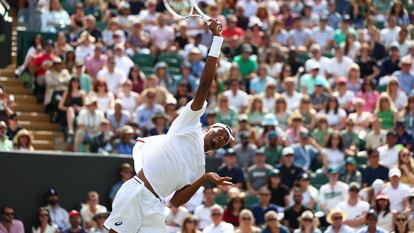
[165,0,194,17]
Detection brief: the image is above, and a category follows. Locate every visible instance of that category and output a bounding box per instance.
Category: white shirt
[32,224,58,233]
[377,211,393,232]
[283,92,303,112]
[75,44,95,62]
[382,183,411,212]
[97,68,126,93]
[77,108,105,133]
[323,108,346,127]
[194,204,221,230]
[305,56,331,77]
[183,43,209,58]
[391,90,408,110]
[202,221,234,233]
[165,206,189,233]
[237,0,258,17]
[183,186,204,213]
[322,148,345,169]
[327,56,353,78]
[138,10,159,32]
[91,92,114,114]
[150,26,175,50]
[80,204,108,224]
[223,90,249,112]
[45,204,70,231]
[380,26,401,48]
[115,55,134,77]
[378,144,401,169]
[133,101,206,199]
[333,90,355,109]
[319,181,349,212]
[336,200,370,230]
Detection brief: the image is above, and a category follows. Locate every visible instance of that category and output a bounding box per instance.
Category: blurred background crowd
[1,0,414,232]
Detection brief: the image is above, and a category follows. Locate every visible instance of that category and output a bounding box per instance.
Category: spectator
[288,17,312,47]
[340,157,362,184]
[393,57,414,96]
[277,147,304,188]
[31,207,58,233]
[217,148,245,189]
[44,57,71,108]
[356,209,387,233]
[375,93,397,130]
[127,65,146,94]
[234,131,257,172]
[74,96,105,152]
[29,39,55,91]
[251,187,282,226]
[223,79,248,114]
[292,131,321,171]
[322,95,347,130]
[138,0,159,33]
[285,114,308,145]
[166,203,189,233]
[274,97,290,131]
[294,211,322,233]
[234,209,261,233]
[380,43,401,78]
[380,16,401,49]
[356,44,380,81]
[55,32,73,59]
[282,77,303,112]
[72,60,92,93]
[360,179,385,208]
[365,118,387,151]
[102,19,125,48]
[312,115,333,146]
[348,98,371,136]
[392,212,410,233]
[112,125,135,155]
[222,192,245,227]
[202,205,234,233]
[90,211,109,233]
[147,112,169,136]
[326,1,341,29]
[135,88,165,131]
[263,131,283,166]
[96,57,126,94]
[283,188,311,231]
[327,47,353,78]
[319,168,349,214]
[179,215,201,233]
[374,194,393,232]
[89,119,114,154]
[398,148,414,186]
[85,44,107,80]
[84,15,102,40]
[80,191,107,230]
[0,205,24,233]
[407,193,414,231]
[44,189,69,231]
[295,173,318,209]
[150,15,174,53]
[222,15,244,40]
[125,21,150,55]
[310,80,329,112]
[13,129,34,151]
[268,168,290,208]
[300,64,329,96]
[262,210,289,233]
[233,45,258,87]
[194,187,218,230]
[311,17,335,51]
[336,182,370,230]
[382,168,410,212]
[250,64,276,95]
[324,209,354,233]
[361,149,389,187]
[0,121,12,151]
[113,45,134,77]
[106,100,130,133]
[378,131,400,169]
[108,163,133,202]
[6,114,21,141]
[63,210,86,233]
[321,132,345,170]
[340,118,358,153]
[246,96,266,126]
[333,77,355,113]
[395,122,412,149]
[246,148,274,194]
[75,32,95,62]
[41,0,70,33]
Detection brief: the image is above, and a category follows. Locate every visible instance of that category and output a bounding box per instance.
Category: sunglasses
[303,218,313,222]
[396,218,407,222]
[4,212,14,216]
[187,220,196,224]
[242,217,251,221]
[333,216,343,221]
[267,218,278,221]
[212,212,222,216]
[39,214,49,217]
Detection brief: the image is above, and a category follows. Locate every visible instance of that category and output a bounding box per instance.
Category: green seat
[322,53,334,58]
[295,53,311,63]
[132,54,155,67]
[310,169,328,189]
[95,21,107,31]
[354,155,368,166]
[158,53,184,68]
[214,193,228,207]
[169,67,181,76]
[244,195,259,209]
[141,66,154,76]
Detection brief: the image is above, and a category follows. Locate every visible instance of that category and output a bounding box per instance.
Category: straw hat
[326,209,347,224]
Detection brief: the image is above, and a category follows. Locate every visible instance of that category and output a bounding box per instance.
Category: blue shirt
[361,165,389,186]
[250,76,276,94]
[135,104,164,130]
[393,70,414,95]
[251,203,283,226]
[217,165,245,185]
[276,164,304,188]
[356,226,388,233]
[109,181,124,201]
[292,144,319,171]
[327,12,342,29]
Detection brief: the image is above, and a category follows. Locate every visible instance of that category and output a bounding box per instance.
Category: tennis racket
[163,0,222,32]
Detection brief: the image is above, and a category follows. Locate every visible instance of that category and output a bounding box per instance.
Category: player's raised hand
[208,19,222,36]
[204,172,233,186]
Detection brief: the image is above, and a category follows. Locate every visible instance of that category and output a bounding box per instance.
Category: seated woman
[58,78,85,137]
[31,207,58,233]
[90,79,115,115]
[147,112,169,136]
[398,148,414,187]
[293,211,322,233]
[375,93,397,130]
[13,129,34,151]
[321,132,345,170]
[234,209,261,233]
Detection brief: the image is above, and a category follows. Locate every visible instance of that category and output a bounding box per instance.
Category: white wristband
[208,36,224,58]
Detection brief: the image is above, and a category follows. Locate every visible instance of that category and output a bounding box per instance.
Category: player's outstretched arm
[170,172,232,207]
[191,20,223,111]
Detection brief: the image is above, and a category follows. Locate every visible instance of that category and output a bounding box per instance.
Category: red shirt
[222,27,244,40]
[222,208,239,226]
[32,53,55,76]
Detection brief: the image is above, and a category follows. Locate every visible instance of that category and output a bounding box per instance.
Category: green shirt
[248,112,266,126]
[0,139,13,151]
[340,130,359,149]
[312,128,333,146]
[299,75,330,95]
[333,28,358,45]
[215,107,238,128]
[264,145,283,166]
[233,55,258,79]
[377,110,395,129]
[80,74,92,93]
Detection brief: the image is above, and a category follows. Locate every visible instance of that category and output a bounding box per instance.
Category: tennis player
[105,20,233,233]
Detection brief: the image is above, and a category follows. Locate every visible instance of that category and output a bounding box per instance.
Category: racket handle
[203,15,222,32]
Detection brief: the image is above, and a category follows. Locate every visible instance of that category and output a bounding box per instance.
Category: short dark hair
[1,205,13,214]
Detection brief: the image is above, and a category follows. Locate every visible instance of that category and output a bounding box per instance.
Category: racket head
[163,0,194,19]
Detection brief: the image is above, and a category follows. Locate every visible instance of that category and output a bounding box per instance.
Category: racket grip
[203,15,222,32]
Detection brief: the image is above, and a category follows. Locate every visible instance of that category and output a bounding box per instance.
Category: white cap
[372,179,384,193]
[389,167,401,178]
[282,147,294,156]
[211,123,235,145]
[306,61,320,72]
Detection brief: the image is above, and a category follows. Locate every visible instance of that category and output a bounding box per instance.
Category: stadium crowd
[1,0,414,232]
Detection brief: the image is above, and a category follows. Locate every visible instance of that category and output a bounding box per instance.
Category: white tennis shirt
[133,100,207,199]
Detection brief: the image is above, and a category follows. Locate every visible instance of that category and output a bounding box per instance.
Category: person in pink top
[85,43,107,80]
[0,206,24,233]
[356,79,380,113]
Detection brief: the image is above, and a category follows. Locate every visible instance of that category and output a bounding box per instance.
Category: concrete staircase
[0,19,64,151]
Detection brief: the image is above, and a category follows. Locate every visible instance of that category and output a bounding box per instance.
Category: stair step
[14,103,44,112]
[32,130,64,140]
[20,121,59,131]
[0,69,15,77]
[17,112,50,122]
[0,76,23,86]
[33,140,55,150]
[13,95,37,104]
[3,86,31,95]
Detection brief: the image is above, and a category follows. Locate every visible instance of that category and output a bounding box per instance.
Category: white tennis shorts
[104,176,168,233]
